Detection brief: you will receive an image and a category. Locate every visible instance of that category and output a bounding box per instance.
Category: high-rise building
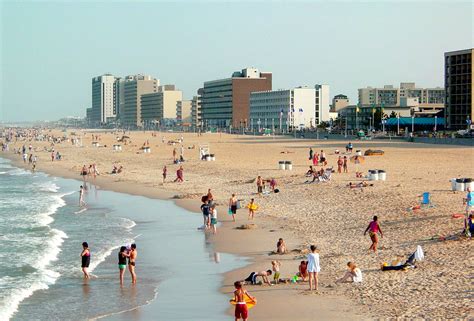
[400,82,445,105]
[140,85,182,126]
[445,48,473,129]
[91,74,117,125]
[176,100,192,125]
[250,86,317,131]
[201,68,272,128]
[315,84,330,123]
[331,94,349,112]
[122,74,159,127]
[114,78,125,123]
[191,89,203,128]
[358,85,399,107]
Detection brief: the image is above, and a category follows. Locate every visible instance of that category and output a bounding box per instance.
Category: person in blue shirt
[464,187,473,216]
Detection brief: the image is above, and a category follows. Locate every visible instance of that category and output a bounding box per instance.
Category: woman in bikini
[364,216,383,253]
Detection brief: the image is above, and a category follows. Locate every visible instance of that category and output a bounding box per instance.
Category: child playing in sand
[364,216,383,253]
[297,261,308,281]
[276,238,287,254]
[233,281,256,321]
[336,262,363,283]
[247,199,258,220]
[271,260,281,284]
[307,245,320,291]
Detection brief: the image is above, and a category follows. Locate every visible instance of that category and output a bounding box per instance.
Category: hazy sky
[1,0,472,121]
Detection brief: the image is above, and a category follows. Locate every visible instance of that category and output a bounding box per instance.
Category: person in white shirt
[336,262,363,283]
[307,245,321,291]
[210,205,218,234]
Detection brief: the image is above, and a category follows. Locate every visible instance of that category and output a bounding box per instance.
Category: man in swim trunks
[229,194,238,222]
[233,281,256,321]
[128,243,137,284]
[79,185,86,207]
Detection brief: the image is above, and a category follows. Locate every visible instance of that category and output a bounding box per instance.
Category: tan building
[140,85,182,126]
[445,48,473,129]
[358,85,399,107]
[176,100,192,125]
[122,74,159,127]
[331,94,349,112]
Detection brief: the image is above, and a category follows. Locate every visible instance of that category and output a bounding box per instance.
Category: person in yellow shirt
[247,198,258,220]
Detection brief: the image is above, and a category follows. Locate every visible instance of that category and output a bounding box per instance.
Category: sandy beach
[3,129,473,320]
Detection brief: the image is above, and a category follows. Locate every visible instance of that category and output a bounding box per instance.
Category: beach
[2,129,473,320]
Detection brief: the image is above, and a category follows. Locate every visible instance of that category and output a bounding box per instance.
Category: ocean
[0,158,248,321]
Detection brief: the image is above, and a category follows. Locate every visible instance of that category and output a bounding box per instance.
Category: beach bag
[228,208,233,215]
[274,188,280,193]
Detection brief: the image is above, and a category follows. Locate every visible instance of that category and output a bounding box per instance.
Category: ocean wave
[6,168,31,176]
[0,228,66,321]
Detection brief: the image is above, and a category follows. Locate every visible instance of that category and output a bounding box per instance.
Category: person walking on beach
[312,152,319,166]
[201,199,211,228]
[118,246,129,285]
[128,243,137,284]
[174,166,184,182]
[320,150,327,166]
[337,156,343,173]
[307,245,320,291]
[364,216,383,253]
[256,176,263,195]
[343,156,348,173]
[162,165,167,184]
[309,147,313,161]
[464,187,473,217]
[229,194,238,222]
[80,242,90,279]
[233,281,256,321]
[79,185,86,207]
[172,148,177,163]
[247,198,258,220]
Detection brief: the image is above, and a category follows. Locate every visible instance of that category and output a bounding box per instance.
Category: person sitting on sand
[244,270,273,286]
[271,260,281,284]
[364,216,383,253]
[276,238,287,254]
[464,213,474,237]
[297,261,308,281]
[336,262,363,283]
[306,166,314,177]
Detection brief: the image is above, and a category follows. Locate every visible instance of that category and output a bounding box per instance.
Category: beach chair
[421,192,435,208]
[318,170,332,182]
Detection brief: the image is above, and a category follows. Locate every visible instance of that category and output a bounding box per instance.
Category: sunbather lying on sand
[348,181,373,188]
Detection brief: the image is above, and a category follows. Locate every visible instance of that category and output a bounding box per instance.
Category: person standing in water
[118,246,129,285]
[79,185,86,207]
[364,215,383,253]
[80,242,90,279]
[128,244,137,284]
[233,281,256,321]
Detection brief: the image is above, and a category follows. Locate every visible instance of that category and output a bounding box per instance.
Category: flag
[298,108,303,112]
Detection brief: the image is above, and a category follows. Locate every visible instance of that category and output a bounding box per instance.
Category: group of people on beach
[80,242,138,285]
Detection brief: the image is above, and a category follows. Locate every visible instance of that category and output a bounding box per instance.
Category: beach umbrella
[350,155,365,164]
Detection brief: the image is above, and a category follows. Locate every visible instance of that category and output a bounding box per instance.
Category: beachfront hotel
[358,83,445,109]
[445,48,473,129]
[176,100,192,125]
[331,94,350,112]
[200,67,272,128]
[249,85,331,131]
[191,90,203,128]
[121,75,159,128]
[90,74,118,125]
[140,85,182,127]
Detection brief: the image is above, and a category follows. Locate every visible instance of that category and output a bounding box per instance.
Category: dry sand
[3,129,473,320]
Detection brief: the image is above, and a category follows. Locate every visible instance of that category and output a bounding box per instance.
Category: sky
[0,0,472,121]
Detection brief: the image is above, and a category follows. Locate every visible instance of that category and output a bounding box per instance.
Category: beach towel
[414,245,424,261]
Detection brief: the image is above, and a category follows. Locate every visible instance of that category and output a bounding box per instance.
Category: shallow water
[0,158,248,320]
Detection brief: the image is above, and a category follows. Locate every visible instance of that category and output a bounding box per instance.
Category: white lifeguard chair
[199,144,210,160]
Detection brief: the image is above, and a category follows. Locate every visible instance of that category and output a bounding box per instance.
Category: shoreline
[1,149,369,320]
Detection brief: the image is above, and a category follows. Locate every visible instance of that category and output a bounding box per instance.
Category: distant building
[201,68,272,128]
[86,107,93,125]
[140,85,182,126]
[191,89,203,128]
[445,48,473,129]
[91,74,117,125]
[250,86,317,131]
[114,78,125,123]
[331,94,349,112]
[176,100,192,125]
[315,84,330,123]
[358,83,445,108]
[122,75,159,127]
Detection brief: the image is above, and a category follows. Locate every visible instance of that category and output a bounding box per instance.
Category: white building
[91,74,117,124]
[315,84,330,123]
[249,86,318,131]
